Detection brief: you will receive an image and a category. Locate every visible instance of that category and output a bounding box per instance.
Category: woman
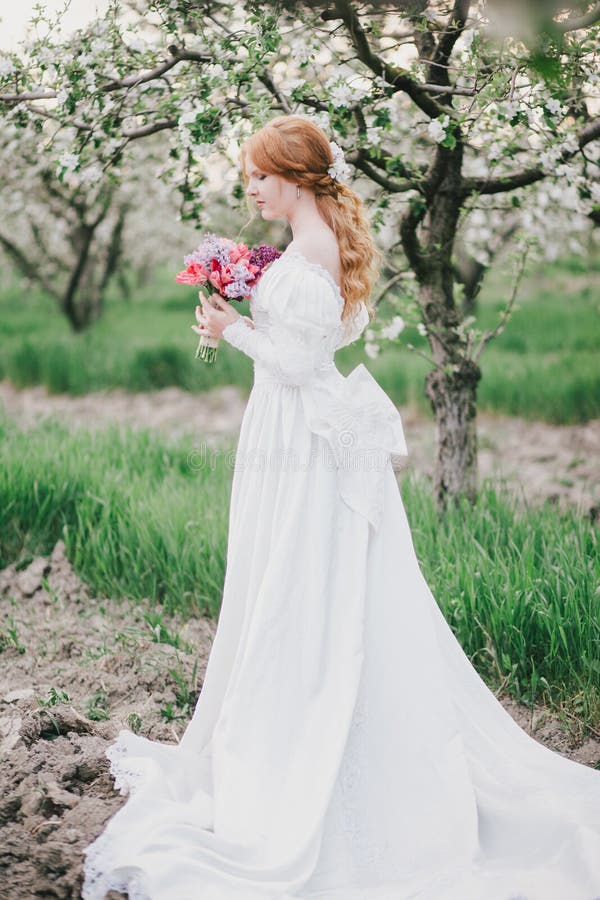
[82,115,600,900]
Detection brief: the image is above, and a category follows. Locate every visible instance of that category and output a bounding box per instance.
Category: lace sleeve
[221,264,344,387]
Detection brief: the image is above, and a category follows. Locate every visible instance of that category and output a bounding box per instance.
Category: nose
[246,180,257,197]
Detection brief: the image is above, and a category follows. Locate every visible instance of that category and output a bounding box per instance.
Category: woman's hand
[192,293,241,341]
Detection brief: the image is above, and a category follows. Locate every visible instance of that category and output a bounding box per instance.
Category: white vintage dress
[82,249,600,900]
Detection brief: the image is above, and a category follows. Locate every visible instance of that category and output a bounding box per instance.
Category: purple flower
[184,233,238,269]
[249,244,281,271]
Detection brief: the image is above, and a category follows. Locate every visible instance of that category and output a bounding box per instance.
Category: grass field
[2,416,598,727]
[1,253,599,423]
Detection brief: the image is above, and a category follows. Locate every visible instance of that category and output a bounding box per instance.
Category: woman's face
[244,153,296,221]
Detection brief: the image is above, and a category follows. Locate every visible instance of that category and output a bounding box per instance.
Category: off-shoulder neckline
[276,248,345,306]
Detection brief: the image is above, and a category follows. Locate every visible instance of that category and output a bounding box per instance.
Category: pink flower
[175,262,209,285]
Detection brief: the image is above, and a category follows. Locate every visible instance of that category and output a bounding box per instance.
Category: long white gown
[82,249,600,900]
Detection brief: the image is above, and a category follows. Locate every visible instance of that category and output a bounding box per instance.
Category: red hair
[240,115,380,324]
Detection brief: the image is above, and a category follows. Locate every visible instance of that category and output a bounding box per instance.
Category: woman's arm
[221,266,343,387]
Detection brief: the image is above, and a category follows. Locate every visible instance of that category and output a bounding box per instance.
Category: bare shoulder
[287,235,341,286]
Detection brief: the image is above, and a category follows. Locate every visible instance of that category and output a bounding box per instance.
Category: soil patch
[1,546,598,899]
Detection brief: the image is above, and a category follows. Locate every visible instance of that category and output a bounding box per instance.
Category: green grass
[0,416,232,618]
[1,417,598,728]
[404,475,599,727]
[370,252,600,424]
[0,253,599,421]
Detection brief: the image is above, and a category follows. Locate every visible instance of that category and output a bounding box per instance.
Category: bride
[82,115,600,900]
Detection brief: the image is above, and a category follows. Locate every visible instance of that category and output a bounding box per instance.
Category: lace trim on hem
[82,733,154,899]
[82,848,152,900]
[105,732,145,797]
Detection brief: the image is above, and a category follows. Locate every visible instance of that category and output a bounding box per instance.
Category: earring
[296,185,300,200]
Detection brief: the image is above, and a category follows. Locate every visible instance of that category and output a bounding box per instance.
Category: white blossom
[557,134,579,155]
[365,342,380,359]
[427,115,449,143]
[380,316,405,340]
[289,39,314,64]
[366,125,383,145]
[37,47,55,67]
[540,149,560,172]
[461,29,476,49]
[325,77,368,108]
[126,36,146,53]
[56,151,79,175]
[417,322,427,336]
[379,98,402,127]
[191,143,213,160]
[499,100,519,119]
[81,164,103,184]
[206,63,226,81]
[328,84,355,108]
[0,57,16,78]
[327,140,352,183]
[546,98,563,117]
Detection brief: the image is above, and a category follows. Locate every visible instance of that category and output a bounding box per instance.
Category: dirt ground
[2,380,599,517]
[1,547,599,900]
[0,542,217,900]
[1,382,599,898]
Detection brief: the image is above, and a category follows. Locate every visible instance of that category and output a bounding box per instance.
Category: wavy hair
[239,115,380,324]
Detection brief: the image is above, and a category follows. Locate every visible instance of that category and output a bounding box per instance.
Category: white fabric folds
[220,253,408,531]
[82,249,600,900]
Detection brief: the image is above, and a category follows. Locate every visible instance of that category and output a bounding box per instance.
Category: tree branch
[350,150,417,192]
[556,3,600,32]
[462,116,600,196]
[0,231,60,298]
[0,90,56,102]
[123,118,178,138]
[101,46,210,92]
[400,200,428,282]
[373,268,408,305]
[322,0,444,119]
[472,245,528,362]
[0,47,210,105]
[431,0,470,83]
[257,71,292,114]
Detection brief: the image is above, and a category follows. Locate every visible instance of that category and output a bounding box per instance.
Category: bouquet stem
[195,288,219,364]
[195,335,220,363]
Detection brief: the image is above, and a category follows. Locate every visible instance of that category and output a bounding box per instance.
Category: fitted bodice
[220,249,408,531]
[248,254,345,386]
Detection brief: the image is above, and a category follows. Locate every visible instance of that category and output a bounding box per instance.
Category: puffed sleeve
[221,264,344,386]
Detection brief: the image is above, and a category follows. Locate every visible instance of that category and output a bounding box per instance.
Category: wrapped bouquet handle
[194,291,221,363]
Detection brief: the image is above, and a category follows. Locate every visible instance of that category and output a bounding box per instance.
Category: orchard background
[0,4,599,894]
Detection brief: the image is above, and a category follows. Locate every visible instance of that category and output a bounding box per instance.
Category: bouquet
[176,234,281,363]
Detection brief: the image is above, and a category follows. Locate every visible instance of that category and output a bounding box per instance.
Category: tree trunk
[424,359,481,508]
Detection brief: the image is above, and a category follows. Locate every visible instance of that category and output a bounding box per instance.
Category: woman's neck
[286,194,328,241]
